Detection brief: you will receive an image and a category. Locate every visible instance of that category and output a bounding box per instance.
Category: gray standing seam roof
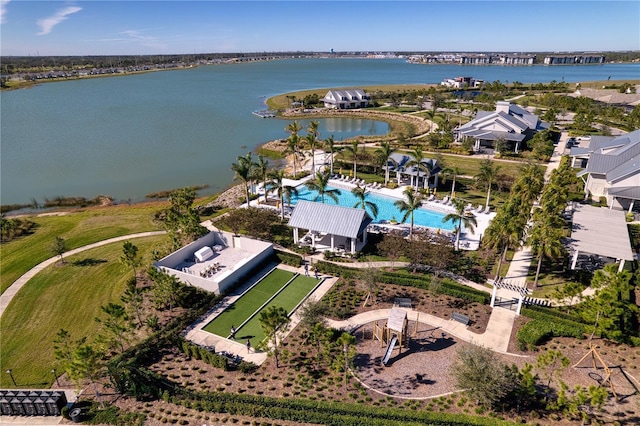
[570,205,634,261]
[288,200,372,239]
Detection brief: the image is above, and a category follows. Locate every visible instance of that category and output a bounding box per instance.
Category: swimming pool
[290,184,456,231]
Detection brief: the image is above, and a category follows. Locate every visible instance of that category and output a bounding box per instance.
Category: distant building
[454,101,549,153]
[440,76,484,88]
[570,129,640,211]
[322,89,370,109]
[543,55,605,65]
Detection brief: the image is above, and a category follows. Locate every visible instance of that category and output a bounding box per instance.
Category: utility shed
[569,204,634,271]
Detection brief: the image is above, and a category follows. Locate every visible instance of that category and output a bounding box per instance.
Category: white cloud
[0,0,10,24]
[37,6,82,35]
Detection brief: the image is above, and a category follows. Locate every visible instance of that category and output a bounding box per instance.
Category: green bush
[517,318,586,351]
[379,273,490,304]
[275,250,302,267]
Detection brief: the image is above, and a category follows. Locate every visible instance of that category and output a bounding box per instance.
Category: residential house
[454,101,549,153]
[322,89,370,109]
[570,129,640,211]
[387,153,442,189]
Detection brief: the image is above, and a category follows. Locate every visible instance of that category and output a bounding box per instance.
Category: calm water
[2,58,638,205]
[291,184,456,231]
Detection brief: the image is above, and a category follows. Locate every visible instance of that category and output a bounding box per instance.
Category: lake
[2,58,638,205]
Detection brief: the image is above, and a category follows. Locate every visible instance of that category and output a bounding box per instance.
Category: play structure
[374,308,411,366]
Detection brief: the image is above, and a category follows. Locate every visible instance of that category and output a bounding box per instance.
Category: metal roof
[608,186,640,201]
[288,200,372,239]
[570,204,634,261]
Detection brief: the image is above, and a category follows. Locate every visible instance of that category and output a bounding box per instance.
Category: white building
[322,89,370,109]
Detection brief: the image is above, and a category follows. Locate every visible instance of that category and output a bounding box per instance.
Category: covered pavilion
[569,204,635,272]
[288,200,372,254]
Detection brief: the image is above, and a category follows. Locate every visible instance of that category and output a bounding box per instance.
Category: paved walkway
[0,231,166,318]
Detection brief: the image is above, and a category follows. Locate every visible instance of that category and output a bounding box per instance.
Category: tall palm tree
[512,162,544,207]
[305,170,341,204]
[341,140,360,179]
[265,169,298,220]
[406,147,433,189]
[307,120,320,139]
[283,133,302,177]
[443,199,477,251]
[285,120,302,138]
[324,135,337,175]
[351,185,379,218]
[483,198,527,279]
[474,158,502,210]
[527,209,565,288]
[231,152,255,206]
[253,154,270,203]
[440,165,461,198]
[394,187,423,238]
[375,141,396,186]
[305,132,319,174]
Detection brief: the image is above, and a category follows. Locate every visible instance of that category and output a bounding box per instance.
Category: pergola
[569,204,634,272]
[288,200,372,254]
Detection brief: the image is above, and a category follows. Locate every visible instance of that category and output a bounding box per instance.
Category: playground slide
[381,335,398,366]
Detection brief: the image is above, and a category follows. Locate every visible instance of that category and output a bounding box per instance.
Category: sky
[1,1,639,56]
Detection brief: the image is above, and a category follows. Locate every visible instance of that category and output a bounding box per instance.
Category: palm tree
[375,141,396,186]
[258,306,290,368]
[231,152,255,206]
[425,110,436,132]
[324,135,337,175]
[512,162,544,207]
[474,158,501,211]
[285,120,302,138]
[394,187,423,238]
[283,133,302,178]
[441,165,461,198]
[406,147,433,189]
[266,169,298,220]
[443,199,477,251]
[527,209,565,288]
[483,198,527,279]
[341,140,360,179]
[305,132,320,174]
[254,154,270,203]
[305,170,341,204]
[351,185,379,218]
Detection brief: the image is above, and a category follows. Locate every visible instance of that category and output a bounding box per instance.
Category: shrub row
[517,307,588,350]
[314,260,358,279]
[179,339,229,370]
[172,390,519,426]
[379,273,490,304]
[275,250,303,267]
[517,319,586,351]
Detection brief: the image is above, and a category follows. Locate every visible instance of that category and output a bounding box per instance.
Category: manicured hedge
[173,390,520,426]
[275,250,303,267]
[379,272,490,304]
[179,339,229,370]
[517,307,588,350]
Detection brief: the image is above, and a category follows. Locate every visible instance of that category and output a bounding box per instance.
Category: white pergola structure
[569,204,635,272]
[288,200,372,254]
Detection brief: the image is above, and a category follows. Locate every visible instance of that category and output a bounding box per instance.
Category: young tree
[148,267,181,312]
[336,332,356,389]
[452,344,515,408]
[95,302,131,354]
[120,241,141,283]
[68,342,105,405]
[121,281,145,328]
[258,306,290,368]
[51,236,67,264]
[376,231,406,268]
[161,187,208,249]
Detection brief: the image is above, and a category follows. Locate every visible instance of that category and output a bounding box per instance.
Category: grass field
[0,235,165,388]
[1,203,165,294]
[235,274,320,347]
[202,268,295,338]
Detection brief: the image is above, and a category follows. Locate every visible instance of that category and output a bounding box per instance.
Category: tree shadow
[72,258,107,267]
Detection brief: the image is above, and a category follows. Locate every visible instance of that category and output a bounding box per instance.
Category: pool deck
[184,263,338,366]
[251,173,495,251]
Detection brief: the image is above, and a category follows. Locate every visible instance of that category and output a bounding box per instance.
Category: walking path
[0,231,166,318]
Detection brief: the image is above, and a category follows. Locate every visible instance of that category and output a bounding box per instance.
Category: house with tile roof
[570,129,640,211]
[454,101,549,153]
[322,89,370,109]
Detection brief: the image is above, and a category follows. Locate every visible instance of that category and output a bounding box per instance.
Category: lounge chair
[441,196,449,204]
[476,205,484,213]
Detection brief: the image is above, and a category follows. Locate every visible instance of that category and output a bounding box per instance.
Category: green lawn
[202,269,295,338]
[1,204,163,294]
[0,235,165,388]
[235,274,321,347]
